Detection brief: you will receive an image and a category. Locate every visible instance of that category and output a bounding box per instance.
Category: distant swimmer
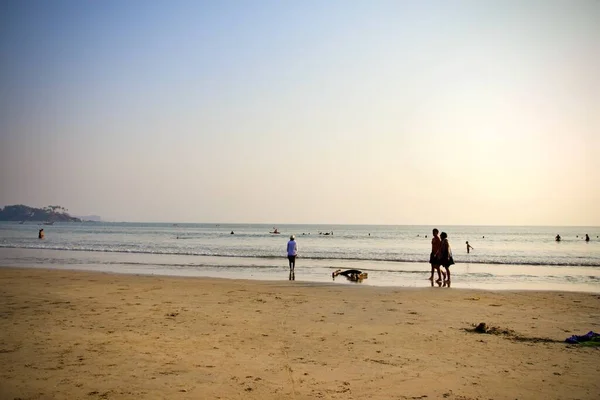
[231,231,234,235]
[585,234,590,242]
[38,229,44,239]
[466,241,474,254]
[332,269,368,282]
[555,234,561,242]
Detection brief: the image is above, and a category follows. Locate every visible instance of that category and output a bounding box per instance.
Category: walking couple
[429,228,454,285]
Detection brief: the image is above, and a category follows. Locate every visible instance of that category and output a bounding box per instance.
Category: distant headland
[0,205,82,222]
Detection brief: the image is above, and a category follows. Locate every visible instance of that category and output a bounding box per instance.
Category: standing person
[466,241,474,253]
[438,232,454,283]
[585,234,590,242]
[429,229,444,282]
[287,235,298,280]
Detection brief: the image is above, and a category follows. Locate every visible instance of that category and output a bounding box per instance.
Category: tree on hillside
[45,205,69,214]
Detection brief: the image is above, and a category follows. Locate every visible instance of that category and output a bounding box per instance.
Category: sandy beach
[1,267,599,400]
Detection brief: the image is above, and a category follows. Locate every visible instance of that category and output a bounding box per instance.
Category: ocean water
[1,222,599,292]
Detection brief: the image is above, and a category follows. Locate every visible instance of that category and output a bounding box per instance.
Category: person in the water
[466,241,474,254]
[332,269,368,282]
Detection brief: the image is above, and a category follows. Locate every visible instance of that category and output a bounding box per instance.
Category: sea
[1,222,599,293]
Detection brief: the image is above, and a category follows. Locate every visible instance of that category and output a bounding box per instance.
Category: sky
[1,0,599,225]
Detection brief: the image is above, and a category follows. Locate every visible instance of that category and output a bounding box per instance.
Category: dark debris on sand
[466,322,560,343]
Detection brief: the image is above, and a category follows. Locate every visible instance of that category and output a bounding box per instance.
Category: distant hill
[0,204,81,222]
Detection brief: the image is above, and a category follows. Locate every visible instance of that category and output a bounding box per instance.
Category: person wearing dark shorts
[429,228,443,282]
[287,235,298,280]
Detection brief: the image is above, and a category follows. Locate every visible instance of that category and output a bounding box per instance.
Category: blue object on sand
[565,331,600,344]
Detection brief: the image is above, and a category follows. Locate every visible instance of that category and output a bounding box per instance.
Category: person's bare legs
[444,266,450,282]
[434,265,443,282]
[288,257,295,280]
[428,265,434,280]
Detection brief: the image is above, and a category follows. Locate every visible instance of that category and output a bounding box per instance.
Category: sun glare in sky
[1,1,598,225]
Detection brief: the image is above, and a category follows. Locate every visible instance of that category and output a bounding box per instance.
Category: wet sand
[1,267,599,400]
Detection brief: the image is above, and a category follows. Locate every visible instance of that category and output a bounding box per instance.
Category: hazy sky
[1,0,598,225]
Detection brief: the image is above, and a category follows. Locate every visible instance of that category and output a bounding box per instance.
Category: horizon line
[65,221,600,228]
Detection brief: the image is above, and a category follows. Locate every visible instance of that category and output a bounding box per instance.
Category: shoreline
[1,251,599,293]
[1,267,600,399]
[1,265,599,295]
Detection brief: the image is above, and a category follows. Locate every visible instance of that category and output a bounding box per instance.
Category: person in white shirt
[287,235,298,280]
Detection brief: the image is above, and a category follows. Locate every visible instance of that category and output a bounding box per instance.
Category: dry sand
[1,267,599,400]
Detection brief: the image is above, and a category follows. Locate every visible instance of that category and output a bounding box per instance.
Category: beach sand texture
[1,268,599,400]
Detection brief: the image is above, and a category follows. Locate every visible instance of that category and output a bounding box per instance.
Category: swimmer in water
[466,241,474,254]
[332,269,368,282]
